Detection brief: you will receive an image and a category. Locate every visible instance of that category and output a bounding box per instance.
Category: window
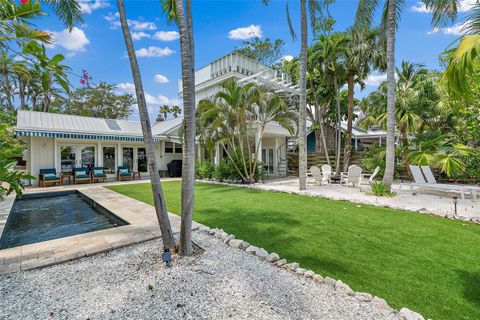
[174,143,182,153]
[123,147,134,170]
[165,142,174,153]
[60,146,76,172]
[103,147,115,174]
[81,146,95,167]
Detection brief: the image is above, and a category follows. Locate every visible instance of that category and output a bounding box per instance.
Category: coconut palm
[354,0,459,188]
[159,104,171,120]
[116,0,176,250]
[0,0,82,44]
[343,27,385,170]
[161,0,196,256]
[171,105,182,118]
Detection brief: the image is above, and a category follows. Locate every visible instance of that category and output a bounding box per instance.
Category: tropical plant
[22,40,70,112]
[116,0,176,250]
[407,134,474,177]
[197,79,294,184]
[171,105,181,118]
[343,27,385,170]
[354,0,458,188]
[370,182,395,197]
[159,104,171,120]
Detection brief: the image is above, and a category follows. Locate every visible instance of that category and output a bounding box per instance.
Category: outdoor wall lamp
[453,196,458,216]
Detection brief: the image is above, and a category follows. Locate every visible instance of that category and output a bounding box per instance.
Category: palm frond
[286,1,297,40]
[43,0,83,30]
[423,0,460,28]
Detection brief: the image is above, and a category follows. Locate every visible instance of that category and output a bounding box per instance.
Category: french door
[261,148,274,174]
[60,145,95,172]
[122,147,148,173]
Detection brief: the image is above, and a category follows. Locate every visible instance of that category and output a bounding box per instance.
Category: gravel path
[0,231,401,320]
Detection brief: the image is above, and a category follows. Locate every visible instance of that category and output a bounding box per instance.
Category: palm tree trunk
[309,77,330,164]
[382,0,396,188]
[343,75,354,171]
[19,81,26,110]
[116,0,176,250]
[298,0,308,190]
[333,72,342,174]
[175,0,196,256]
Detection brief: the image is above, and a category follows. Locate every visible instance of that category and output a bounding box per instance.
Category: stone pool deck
[0,182,198,275]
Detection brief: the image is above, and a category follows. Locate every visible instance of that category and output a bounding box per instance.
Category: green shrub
[195,160,215,180]
[362,144,386,177]
[370,182,395,197]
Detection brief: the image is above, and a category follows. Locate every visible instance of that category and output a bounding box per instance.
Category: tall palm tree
[355,0,458,189]
[116,0,176,250]
[343,27,385,170]
[160,0,196,256]
[159,104,171,120]
[312,32,348,174]
[171,105,181,118]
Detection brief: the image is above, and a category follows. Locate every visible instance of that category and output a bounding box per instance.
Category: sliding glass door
[137,148,147,172]
[122,147,134,171]
[103,147,116,174]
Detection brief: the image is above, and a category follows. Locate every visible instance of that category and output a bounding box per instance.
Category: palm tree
[354,0,458,189]
[159,104,171,120]
[343,27,385,170]
[0,0,82,44]
[312,32,348,174]
[297,0,308,190]
[116,0,176,250]
[168,0,196,256]
[22,41,70,112]
[171,105,182,118]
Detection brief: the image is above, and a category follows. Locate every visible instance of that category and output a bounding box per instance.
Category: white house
[16,53,298,185]
[179,52,299,177]
[15,110,185,185]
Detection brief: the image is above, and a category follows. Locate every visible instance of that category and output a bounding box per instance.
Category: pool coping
[0,186,198,275]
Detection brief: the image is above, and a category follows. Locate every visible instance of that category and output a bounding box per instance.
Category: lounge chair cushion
[119,172,131,177]
[93,173,107,178]
[75,174,90,179]
[43,174,59,181]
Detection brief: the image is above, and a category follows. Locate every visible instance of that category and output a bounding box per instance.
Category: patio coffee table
[330,174,341,184]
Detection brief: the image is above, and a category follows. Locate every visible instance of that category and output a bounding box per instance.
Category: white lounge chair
[360,166,380,185]
[405,165,479,200]
[309,166,322,185]
[321,164,332,185]
[340,165,363,187]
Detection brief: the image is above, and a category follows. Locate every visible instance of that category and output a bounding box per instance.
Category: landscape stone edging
[197,224,426,320]
[196,179,480,226]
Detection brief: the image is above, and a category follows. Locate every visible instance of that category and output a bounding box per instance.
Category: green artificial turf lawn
[107,181,480,320]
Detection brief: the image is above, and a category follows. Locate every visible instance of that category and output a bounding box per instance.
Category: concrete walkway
[256,178,480,219]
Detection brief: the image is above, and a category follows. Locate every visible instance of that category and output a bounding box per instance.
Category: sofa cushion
[75,174,90,179]
[94,173,106,177]
[44,175,59,181]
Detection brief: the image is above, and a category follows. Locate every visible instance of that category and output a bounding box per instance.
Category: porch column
[97,141,102,167]
[255,126,262,162]
[274,136,281,174]
[54,137,59,172]
[117,142,122,167]
[196,144,202,163]
[379,137,382,146]
[354,138,358,151]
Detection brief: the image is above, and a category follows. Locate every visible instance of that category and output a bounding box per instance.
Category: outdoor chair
[91,167,107,183]
[321,164,332,185]
[73,167,91,184]
[117,166,132,181]
[340,165,363,187]
[39,168,61,187]
[404,165,480,200]
[309,166,322,185]
[360,166,380,185]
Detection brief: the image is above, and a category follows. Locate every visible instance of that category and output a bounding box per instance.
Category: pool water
[0,191,126,249]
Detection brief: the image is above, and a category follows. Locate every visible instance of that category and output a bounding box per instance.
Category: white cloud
[153,31,180,41]
[131,31,151,41]
[104,12,156,31]
[228,24,262,40]
[79,0,109,14]
[135,46,175,58]
[428,22,468,36]
[281,55,294,62]
[154,74,169,83]
[364,74,387,86]
[48,27,90,53]
[411,0,476,13]
[116,82,136,93]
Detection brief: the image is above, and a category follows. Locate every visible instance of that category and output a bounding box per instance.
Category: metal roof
[16,110,183,139]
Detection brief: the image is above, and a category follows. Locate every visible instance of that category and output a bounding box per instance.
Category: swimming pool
[0,191,127,249]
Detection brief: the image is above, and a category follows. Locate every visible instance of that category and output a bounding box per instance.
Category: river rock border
[197,179,480,226]
[197,224,426,320]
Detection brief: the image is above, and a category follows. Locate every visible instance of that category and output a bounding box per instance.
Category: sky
[35,0,474,121]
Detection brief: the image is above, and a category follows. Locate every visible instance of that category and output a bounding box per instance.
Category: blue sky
[35,0,472,120]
